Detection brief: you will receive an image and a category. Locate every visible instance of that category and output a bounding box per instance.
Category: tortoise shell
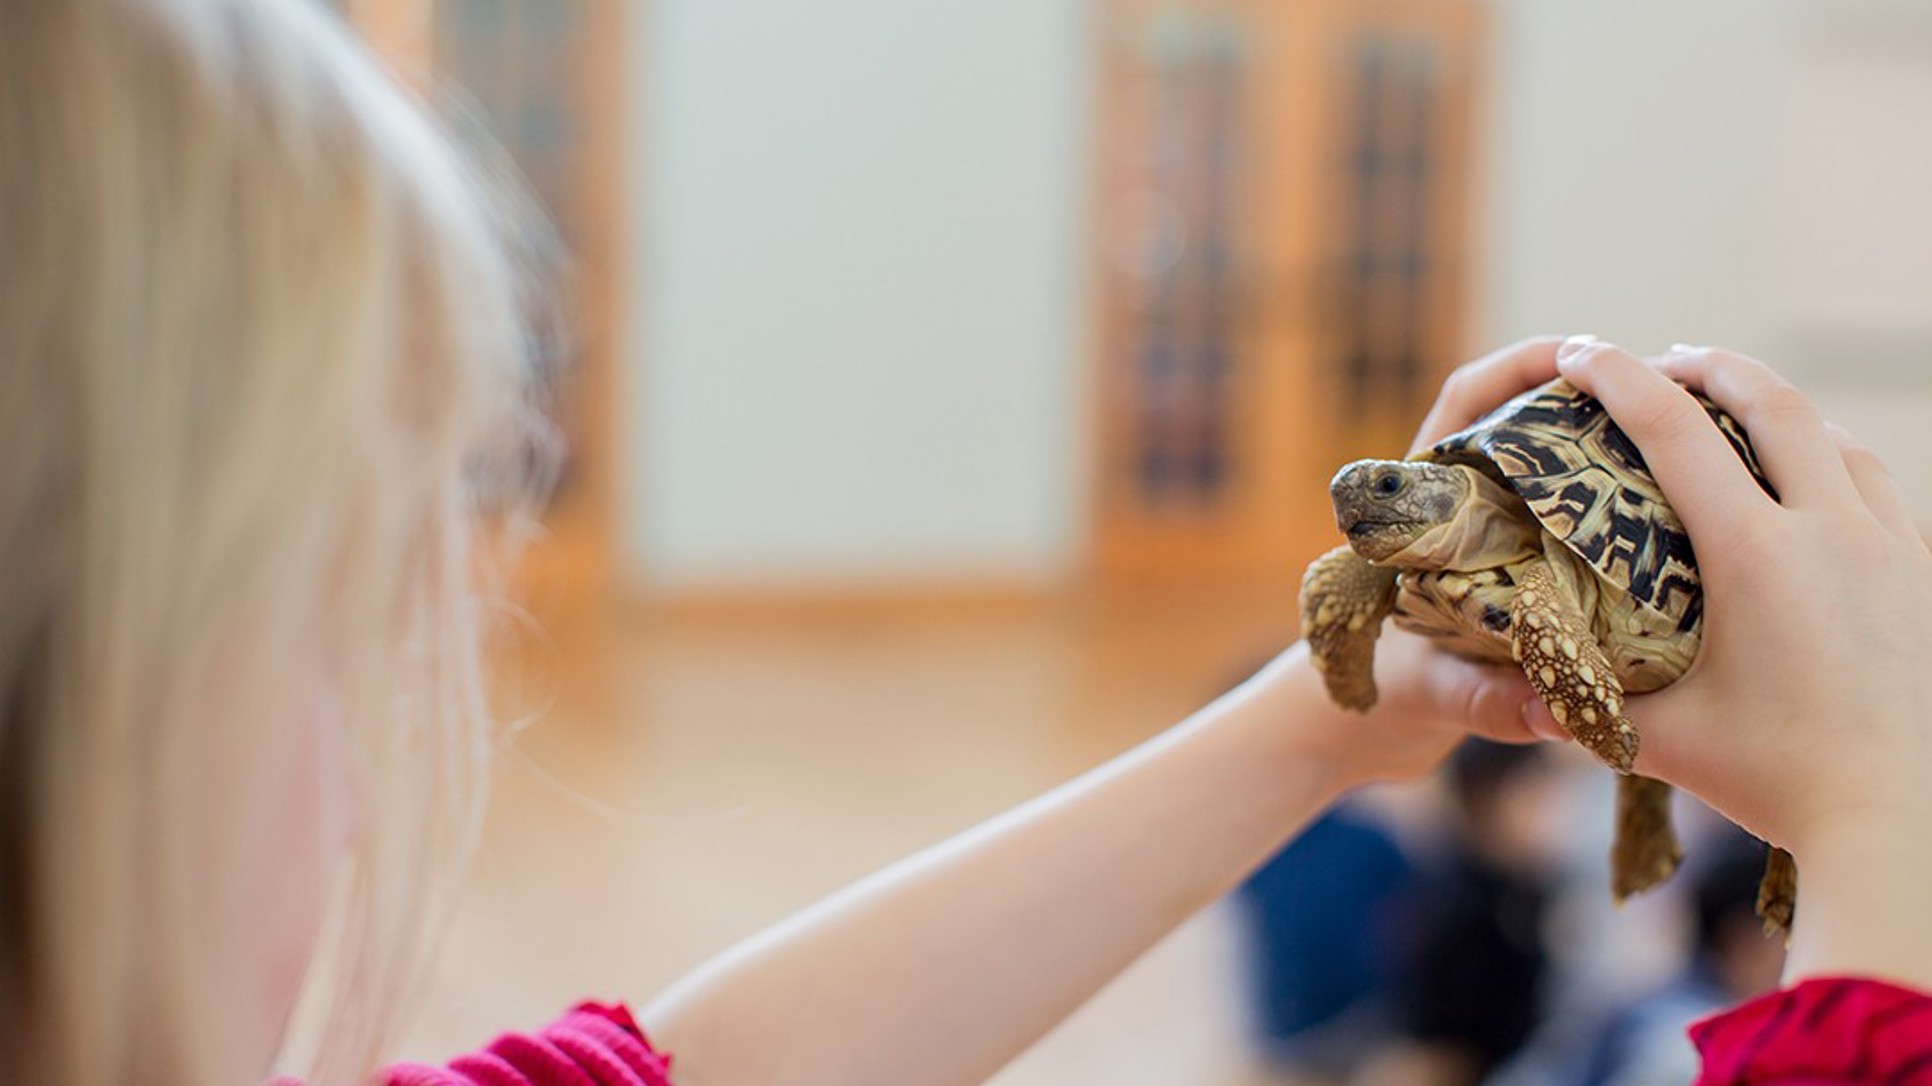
[1424,378,1772,633]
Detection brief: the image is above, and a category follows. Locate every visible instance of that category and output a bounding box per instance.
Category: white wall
[1476,0,1932,524]
[623,1,1091,592]
[1475,0,1799,354]
[620,1,1932,593]
[1773,15,1932,523]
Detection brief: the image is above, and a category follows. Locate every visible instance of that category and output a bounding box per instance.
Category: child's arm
[1551,339,1932,992]
[639,340,1566,1086]
[643,641,1540,1086]
[641,338,1561,1082]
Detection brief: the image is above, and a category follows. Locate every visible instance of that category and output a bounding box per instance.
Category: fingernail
[1555,334,1598,368]
[1665,342,1701,356]
[1522,700,1569,742]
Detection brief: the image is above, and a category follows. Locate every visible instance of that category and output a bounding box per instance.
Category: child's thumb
[1431,652,1564,747]
[1521,697,1571,744]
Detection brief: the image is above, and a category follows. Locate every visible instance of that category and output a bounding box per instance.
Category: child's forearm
[641,645,1361,1086]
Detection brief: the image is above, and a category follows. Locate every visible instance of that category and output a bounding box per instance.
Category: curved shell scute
[1428,379,1771,633]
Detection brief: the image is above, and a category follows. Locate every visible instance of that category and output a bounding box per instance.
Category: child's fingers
[1424,653,1551,747]
[1825,421,1922,542]
[1519,698,1572,745]
[1655,346,1859,512]
[1556,339,1776,548]
[1409,337,1565,453]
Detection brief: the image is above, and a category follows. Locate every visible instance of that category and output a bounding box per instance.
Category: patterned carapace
[1431,380,1774,635]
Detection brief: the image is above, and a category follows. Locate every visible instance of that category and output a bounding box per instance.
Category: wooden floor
[400,580,1308,1083]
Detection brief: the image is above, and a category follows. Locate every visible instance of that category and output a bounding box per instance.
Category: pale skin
[245,340,1930,1081]
[637,342,1569,1086]
[228,346,1545,1076]
[640,337,1932,1083]
[643,641,1547,1086]
[1548,337,1932,992]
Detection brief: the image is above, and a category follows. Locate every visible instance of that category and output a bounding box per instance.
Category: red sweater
[273,977,1932,1085]
[266,1003,674,1086]
[381,1003,672,1086]
[1691,977,1932,1084]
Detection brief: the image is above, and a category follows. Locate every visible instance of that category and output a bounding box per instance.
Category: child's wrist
[1245,645,1393,788]
[1785,805,1932,991]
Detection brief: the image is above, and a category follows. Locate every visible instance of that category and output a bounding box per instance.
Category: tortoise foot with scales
[1299,377,1796,934]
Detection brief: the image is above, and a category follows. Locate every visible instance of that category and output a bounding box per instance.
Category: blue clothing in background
[1237,804,1413,1041]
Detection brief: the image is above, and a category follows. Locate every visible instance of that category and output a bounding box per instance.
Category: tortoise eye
[1373,472,1404,496]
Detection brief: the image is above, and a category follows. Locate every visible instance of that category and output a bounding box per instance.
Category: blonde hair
[0,0,548,1081]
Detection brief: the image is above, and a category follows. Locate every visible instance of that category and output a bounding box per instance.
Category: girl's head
[0,0,544,1080]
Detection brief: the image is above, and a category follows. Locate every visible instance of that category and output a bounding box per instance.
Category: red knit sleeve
[381,1002,675,1086]
[1689,976,1932,1085]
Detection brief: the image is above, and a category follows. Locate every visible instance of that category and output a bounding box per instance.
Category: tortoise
[1298,376,1797,932]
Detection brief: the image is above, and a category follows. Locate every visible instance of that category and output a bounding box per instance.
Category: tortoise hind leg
[1613,775,1684,901]
[1299,545,1399,711]
[1758,846,1797,938]
[1509,560,1640,772]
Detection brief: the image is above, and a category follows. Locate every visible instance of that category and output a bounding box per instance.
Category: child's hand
[1409,335,1567,451]
[1282,626,1546,784]
[1549,339,1932,851]
[1550,339,1932,987]
[1286,337,1569,783]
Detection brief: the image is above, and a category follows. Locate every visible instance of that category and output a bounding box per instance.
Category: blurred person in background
[1237,800,1414,1084]
[1571,829,1785,1086]
[8,3,1932,1085]
[1351,741,1566,1086]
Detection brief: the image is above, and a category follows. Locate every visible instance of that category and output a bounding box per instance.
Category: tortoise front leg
[1758,846,1797,938]
[1299,545,1399,711]
[1509,560,1639,772]
[1613,775,1684,901]
[1512,562,1679,897]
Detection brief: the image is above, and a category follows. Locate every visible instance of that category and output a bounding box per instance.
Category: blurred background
[332,0,1932,1082]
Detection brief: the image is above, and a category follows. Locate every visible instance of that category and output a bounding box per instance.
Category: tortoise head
[1329,459,1480,564]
